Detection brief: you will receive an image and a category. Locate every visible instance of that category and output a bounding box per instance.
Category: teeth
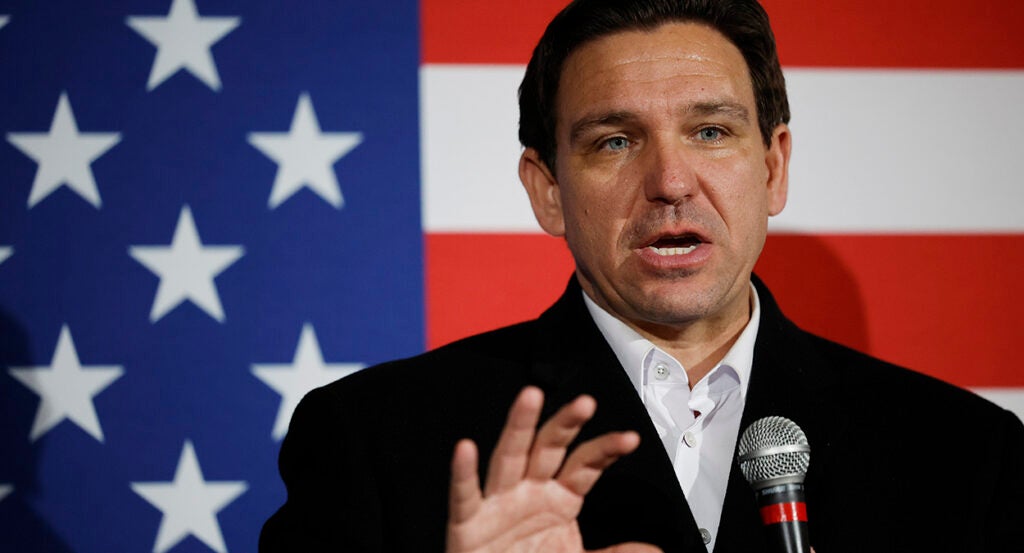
[649,245,698,256]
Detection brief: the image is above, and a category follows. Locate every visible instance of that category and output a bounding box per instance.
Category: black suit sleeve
[982,408,1024,551]
[259,386,384,552]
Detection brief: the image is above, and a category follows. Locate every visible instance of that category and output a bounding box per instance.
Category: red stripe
[764,0,1024,69]
[425,233,1024,388]
[421,0,564,64]
[425,233,574,349]
[760,502,808,524]
[421,0,1024,68]
[756,234,1024,388]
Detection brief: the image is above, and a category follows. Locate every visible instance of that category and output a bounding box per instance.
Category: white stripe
[421,65,530,232]
[972,388,1024,422]
[422,65,1024,233]
[780,70,1024,233]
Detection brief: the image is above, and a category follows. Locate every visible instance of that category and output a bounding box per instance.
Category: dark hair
[518,0,790,171]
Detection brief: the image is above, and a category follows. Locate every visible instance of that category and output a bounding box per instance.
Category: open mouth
[647,234,703,256]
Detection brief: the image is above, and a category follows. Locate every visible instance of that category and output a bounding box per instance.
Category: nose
[642,138,697,204]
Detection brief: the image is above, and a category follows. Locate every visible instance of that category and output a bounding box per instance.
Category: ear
[519,148,566,237]
[765,123,791,216]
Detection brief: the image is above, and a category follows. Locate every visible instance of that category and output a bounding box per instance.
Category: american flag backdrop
[0,1,1021,552]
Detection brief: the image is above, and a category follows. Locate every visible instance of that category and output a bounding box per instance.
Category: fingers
[475,386,639,500]
[448,439,482,524]
[483,386,544,495]
[558,430,640,496]
[592,543,663,553]
[525,394,596,480]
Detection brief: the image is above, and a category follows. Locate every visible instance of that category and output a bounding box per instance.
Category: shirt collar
[582,283,761,401]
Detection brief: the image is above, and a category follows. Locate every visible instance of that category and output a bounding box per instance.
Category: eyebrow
[687,101,751,122]
[568,101,752,145]
[568,111,637,145]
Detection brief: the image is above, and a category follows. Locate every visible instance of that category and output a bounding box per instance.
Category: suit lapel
[528,279,707,551]
[714,277,849,553]
[523,277,846,552]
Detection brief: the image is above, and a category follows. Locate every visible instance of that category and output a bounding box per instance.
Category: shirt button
[654,363,670,380]
[700,528,712,544]
[683,431,698,448]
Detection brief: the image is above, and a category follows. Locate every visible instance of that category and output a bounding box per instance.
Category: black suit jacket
[260,276,1024,552]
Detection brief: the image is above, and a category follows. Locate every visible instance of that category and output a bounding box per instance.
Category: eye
[602,136,630,151]
[697,127,723,142]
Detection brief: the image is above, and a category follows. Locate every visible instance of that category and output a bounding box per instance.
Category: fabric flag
[0,1,1021,552]
[1,1,419,552]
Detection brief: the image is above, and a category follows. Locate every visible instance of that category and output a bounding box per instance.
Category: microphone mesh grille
[737,416,810,487]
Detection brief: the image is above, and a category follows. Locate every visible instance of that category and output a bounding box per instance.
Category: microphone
[737,416,812,553]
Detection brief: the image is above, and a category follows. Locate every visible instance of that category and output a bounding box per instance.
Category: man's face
[520,22,790,335]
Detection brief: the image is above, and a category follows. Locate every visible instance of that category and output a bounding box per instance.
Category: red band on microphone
[759,502,807,524]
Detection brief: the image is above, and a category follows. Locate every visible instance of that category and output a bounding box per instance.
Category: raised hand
[445,386,662,553]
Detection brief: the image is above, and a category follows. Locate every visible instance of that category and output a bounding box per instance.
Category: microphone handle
[755,482,810,553]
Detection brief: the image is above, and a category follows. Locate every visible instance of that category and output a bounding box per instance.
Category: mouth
[645,234,704,256]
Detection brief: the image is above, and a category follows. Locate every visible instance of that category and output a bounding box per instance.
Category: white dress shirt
[582,286,761,552]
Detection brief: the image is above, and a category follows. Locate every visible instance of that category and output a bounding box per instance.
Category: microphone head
[737,416,811,489]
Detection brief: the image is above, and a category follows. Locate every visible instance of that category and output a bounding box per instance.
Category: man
[261,1,1024,552]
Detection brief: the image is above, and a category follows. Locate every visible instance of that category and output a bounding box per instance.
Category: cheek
[560,163,652,250]
[563,199,622,259]
[565,173,626,219]
[703,184,772,246]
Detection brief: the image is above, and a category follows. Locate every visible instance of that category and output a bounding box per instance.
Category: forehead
[556,22,754,127]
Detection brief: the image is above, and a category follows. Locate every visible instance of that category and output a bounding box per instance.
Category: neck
[627,287,753,387]
[644,317,749,387]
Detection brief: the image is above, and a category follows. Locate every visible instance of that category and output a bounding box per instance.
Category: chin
[625,294,713,326]
[626,279,732,324]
